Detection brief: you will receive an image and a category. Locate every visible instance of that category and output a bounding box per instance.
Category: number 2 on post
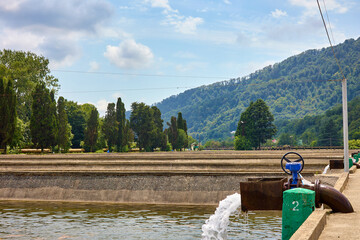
[292,201,299,211]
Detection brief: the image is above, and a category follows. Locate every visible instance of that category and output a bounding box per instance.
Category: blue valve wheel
[281,152,304,175]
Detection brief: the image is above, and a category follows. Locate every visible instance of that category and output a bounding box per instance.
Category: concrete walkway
[318,168,360,239]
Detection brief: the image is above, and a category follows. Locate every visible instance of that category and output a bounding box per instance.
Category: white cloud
[146,0,172,11]
[98,26,132,40]
[271,9,288,18]
[146,0,203,34]
[0,0,26,11]
[104,39,154,69]
[95,99,110,116]
[0,28,44,50]
[223,0,231,5]
[0,0,113,68]
[89,61,100,72]
[165,15,204,34]
[289,0,348,17]
[0,0,113,31]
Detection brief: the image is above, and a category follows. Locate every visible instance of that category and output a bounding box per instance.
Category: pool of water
[0,201,281,239]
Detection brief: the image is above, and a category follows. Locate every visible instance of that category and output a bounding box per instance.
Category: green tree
[84,108,99,152]
[177,129,187,150]
[187,135,197,148]
[235,99,276,149]
[318,118,340,146]
[150,106,166,151]
[177,112,184,131]
[234,135,252,150]
[124,119,134,151]
[349,139,360,149]
[81,103,96,121]
[130,102,154,151]
[30,83,57,152]
[65,101,86,148]
[183,119,188,134]
[10,118,27,150]
[57,97,72,152]
[300,130,316,146]
[0,50,59,121]
[167,116,178,150]
[103,103,118,151]
[278,133,296,146]
[96,117,107,151]
[0,66,17,153]
[116,97,126,152]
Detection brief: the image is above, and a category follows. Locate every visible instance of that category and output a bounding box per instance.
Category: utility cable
[0,78,342,97]
[52,69,229,80]
[59,86,194,94]
[316,0,346,80]
[322,0,336,45]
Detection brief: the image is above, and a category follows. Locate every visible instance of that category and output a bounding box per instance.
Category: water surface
[0,201,281,239]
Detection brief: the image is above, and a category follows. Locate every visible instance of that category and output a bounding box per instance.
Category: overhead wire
[316,0,346,80]
[0,76,343,96]
[59,86,195,94]
[52,69,230,80]
[322,0,336,45]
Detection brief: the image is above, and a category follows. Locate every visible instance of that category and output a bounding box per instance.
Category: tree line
[0,49,194,153]
[156,37,360,142]
[275,95,360,148]
[2,49,358,153]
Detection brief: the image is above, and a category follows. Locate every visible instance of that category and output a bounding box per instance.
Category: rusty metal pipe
[301,182,354,213]
[354,162,360,168]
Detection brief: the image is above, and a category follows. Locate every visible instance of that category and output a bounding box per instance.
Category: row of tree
[275,95,360,147]
[0,49,195,153]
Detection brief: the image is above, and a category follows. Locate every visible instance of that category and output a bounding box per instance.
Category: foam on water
[201,193,241,240]
[322,164,330,174]
[299,173,314,186]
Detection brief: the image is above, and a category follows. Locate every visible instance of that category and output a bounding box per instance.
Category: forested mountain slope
[155,38,360,141]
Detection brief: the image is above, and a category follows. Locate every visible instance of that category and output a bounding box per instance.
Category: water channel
[0,200,281,239]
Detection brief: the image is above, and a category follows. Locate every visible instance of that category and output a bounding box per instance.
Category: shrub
[349,139,360,149]
[234,135,252,150]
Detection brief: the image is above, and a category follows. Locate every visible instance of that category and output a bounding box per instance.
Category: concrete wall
[0,173,253,205]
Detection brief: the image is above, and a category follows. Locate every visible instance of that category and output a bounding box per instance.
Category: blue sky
[0,0,359,115]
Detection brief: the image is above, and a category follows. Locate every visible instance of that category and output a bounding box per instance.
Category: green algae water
[0,201,281,239]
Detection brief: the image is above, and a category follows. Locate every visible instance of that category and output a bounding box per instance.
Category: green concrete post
[282,188,315,240]
[349,158,353,168]
[354,154,359,163]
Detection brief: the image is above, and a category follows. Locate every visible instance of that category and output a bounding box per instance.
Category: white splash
[201,193,241,240]
[299,173,314,187]
[322,164,330,174]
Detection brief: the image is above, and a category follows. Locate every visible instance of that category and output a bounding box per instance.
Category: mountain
[276,95,360,146]
[155,37,360,142]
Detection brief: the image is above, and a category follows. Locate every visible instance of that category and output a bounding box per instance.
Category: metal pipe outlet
[301,180,354,213]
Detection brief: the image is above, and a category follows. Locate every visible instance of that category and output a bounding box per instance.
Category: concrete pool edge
[290,166,354,240]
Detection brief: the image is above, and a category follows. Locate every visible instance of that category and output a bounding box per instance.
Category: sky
[0,0,359,116]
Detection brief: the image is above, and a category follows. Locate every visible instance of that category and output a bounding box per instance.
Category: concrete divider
[0,151,347,205]
[0,172,248,205]
[290,168,353,240]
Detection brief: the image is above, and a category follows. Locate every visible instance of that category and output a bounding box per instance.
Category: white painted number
[292,201,299,211]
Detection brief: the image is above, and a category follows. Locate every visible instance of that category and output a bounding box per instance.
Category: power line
[316,0,345,80]
[59,86,195,94]
[322,0,336,46]
[52,69,230,80]
[0,77,343,97]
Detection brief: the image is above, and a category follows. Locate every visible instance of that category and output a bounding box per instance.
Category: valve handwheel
[281,152,304,175]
